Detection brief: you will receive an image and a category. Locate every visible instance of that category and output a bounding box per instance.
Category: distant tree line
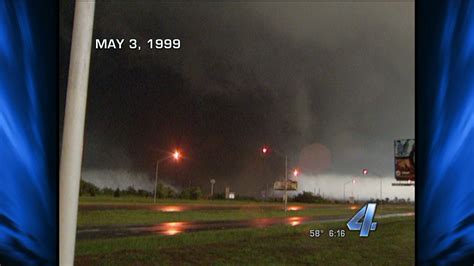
[177,186,203,200]
[80,182,411,203]
[292,191,331,203]
[79,180,204,200]
[79,180,152,197]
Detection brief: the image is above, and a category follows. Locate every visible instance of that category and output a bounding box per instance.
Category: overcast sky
[60,2,414,198]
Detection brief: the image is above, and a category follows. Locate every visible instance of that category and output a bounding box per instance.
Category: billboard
[273,180,298,191]
[394,139,415,181]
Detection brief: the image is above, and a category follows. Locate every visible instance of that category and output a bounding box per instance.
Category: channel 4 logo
[346,203,378,237]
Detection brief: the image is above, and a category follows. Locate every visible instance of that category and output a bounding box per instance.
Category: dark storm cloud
[60,2,413,196]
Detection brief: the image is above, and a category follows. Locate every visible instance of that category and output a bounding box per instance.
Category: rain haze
[60,2,414,200]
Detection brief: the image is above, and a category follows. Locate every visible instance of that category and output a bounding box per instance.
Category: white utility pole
[59,1,95,265]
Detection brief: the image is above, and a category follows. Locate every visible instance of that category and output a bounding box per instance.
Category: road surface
[77,212,414,239]
[79,203,329,211]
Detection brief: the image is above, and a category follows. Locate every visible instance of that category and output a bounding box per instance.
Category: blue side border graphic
[417,1,474,264]
[0,1,57,264]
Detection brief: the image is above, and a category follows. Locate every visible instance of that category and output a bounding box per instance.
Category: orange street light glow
[287,206,302,211]
[161,222,185,236]
[288,217,303,226]
[173,150,181,160]
[160,206,183,212]
[290,221,301,226]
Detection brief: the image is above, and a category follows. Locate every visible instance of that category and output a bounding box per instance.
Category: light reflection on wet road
[77,212,414,240]
[79,204,313,212]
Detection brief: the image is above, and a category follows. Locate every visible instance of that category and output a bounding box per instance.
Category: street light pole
[363,169,383,202]
[261,146,290,211]
[153,150,181,203]
[154,159,159,203]
[343,179,354,202]
[284,154,288,212]
[380,177,382,201]
[343,182,347,202]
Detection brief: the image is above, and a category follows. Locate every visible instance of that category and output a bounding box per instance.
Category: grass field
[75,196,415,265]
[78,196,414,227]
[79,195,269,204]
[75,216,414,265]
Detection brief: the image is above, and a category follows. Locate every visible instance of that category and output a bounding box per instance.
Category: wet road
[76,212,414,239]
[79,204,325,212]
